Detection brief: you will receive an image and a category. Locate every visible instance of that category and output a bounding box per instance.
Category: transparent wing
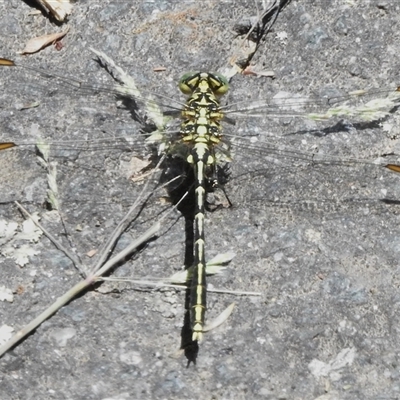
[2,52,400,221]
[214,80,400,217]
[0,52,185,124]
[0,52,186,214]
[222,85,400,122]
[218,110,400,218]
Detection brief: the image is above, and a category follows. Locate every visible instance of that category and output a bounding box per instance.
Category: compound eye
[210,73,229,96]
[178,72,199,94]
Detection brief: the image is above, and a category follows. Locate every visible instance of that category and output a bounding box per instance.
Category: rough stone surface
[1,1,400,399]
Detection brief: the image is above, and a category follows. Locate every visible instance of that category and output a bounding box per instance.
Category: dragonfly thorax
[180,72,227,150]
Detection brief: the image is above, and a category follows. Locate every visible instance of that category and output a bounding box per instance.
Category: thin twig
[99,276,261,297]
[90,155,166,275]
[92,221,161,278]
[0,219,160,358]
[15,201,82,271]
[0,183,191,358]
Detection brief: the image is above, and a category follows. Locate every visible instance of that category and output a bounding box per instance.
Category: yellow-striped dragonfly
[1,50,400,358]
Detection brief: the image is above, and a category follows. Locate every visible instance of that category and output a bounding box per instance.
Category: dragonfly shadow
[380,198,400,206]
[288,104,400,138]
[93,58,158,134]
[160,157,199,365]
[160,156,231,366]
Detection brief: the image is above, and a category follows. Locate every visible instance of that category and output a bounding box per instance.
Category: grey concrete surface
[1,1,400,399]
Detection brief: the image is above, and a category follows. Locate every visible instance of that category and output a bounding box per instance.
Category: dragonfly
[1,50,400,349]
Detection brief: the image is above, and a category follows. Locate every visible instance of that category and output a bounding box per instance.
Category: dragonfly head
[179,72,229,96]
